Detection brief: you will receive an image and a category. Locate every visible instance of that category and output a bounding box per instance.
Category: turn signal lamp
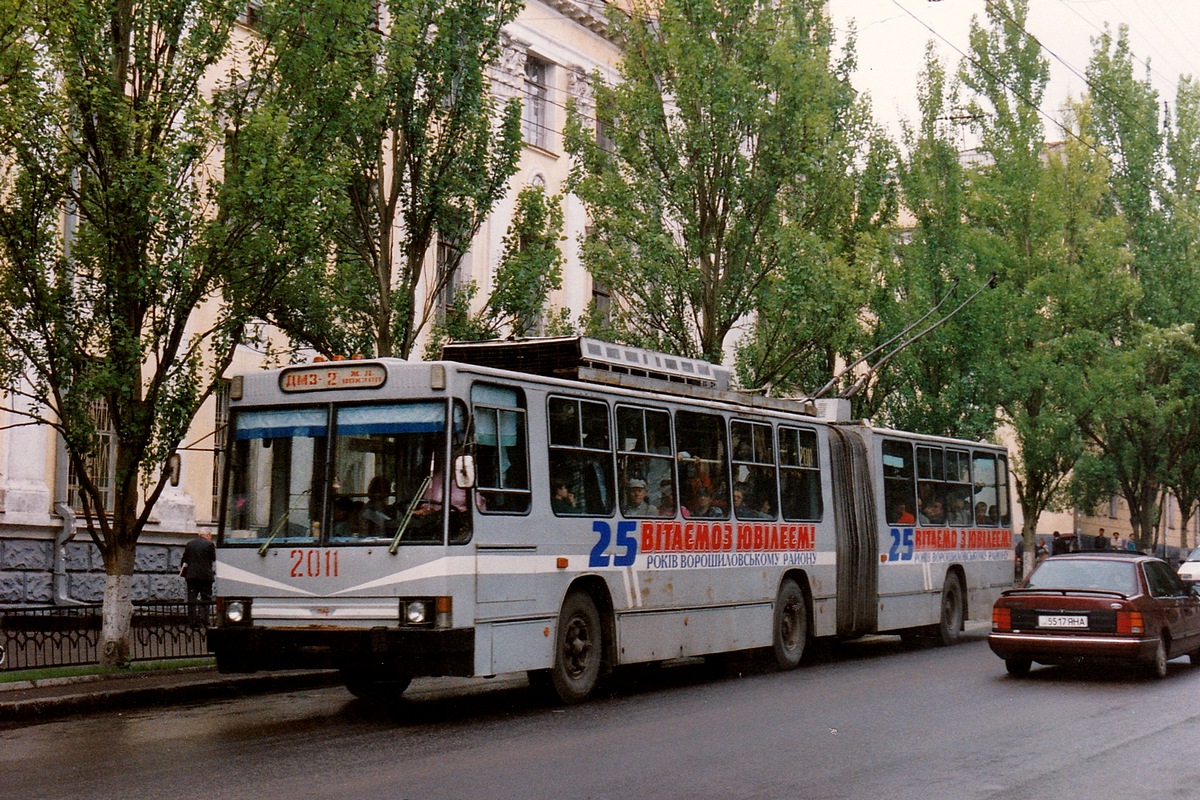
[992,606,1012,632]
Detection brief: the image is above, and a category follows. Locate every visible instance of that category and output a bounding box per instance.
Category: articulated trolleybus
[209,337,1013,703]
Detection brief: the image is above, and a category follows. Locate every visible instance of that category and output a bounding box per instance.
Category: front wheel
[934,573,965,647]
[548,590,605,704]
[340,667,412,701]
[772,578,808,670]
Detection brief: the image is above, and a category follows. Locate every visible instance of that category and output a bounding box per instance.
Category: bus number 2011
[290,549,339,578]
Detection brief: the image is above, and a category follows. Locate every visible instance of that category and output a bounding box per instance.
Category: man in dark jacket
[180,532,216,628]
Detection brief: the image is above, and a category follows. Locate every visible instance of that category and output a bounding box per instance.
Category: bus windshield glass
[223,402,449,545]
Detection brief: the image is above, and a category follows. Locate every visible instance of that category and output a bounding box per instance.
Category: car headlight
[226,600,246,624]
[405,600,428,625]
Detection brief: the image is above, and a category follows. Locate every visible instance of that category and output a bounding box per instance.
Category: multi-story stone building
[0,0,622,607]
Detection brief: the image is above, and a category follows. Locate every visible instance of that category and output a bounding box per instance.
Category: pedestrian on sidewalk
[180,532,216,628]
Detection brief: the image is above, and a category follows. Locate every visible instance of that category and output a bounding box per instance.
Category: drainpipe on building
[53,502,86,606]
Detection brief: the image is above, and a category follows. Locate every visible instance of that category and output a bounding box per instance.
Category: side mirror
[454,455,476,489]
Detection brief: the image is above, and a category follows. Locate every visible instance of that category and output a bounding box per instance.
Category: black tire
[772,578,808,670]
[1148,636,1169,680]
[549,590,604,704]
[1005,658,1032,677]
[934,573,965,647]
[340,667,412,701]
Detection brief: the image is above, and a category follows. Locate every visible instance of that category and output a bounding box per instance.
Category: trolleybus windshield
[222,402,449,546]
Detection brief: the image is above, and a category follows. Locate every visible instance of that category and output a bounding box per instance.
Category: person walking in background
[1095,528,1110,550]
[1050,531,1071,555]
[180,531,216,628]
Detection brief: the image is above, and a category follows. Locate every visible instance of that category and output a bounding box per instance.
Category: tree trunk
[100,545,136,667]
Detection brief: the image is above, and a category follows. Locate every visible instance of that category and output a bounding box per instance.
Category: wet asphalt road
[5,626,1200,800]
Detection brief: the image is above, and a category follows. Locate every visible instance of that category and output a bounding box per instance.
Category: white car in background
[1179,547,1200,584]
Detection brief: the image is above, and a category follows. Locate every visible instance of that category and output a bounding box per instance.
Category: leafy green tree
[854,44,997,438]
[264,0,524,359]
[955,0,1135,568]
[0,0,328,664]
[424,184,568,354]
[566,0,866,364]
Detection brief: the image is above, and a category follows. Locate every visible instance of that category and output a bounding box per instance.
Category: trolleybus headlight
[226,600,247,624]
[404,600,428,625]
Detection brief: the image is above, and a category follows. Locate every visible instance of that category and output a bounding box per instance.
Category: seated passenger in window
[733,485,769,519]
[552,480,578,514]
[332,496,363,537]
[623,478,655,516]
[920,498,947,526]
[656,479,676,517]
[947,496,970,525]
[891,501,916,525]
[689,487,724,518]
[362,476,395,535]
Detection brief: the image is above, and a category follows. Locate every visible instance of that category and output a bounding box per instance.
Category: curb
[0,669,341,723]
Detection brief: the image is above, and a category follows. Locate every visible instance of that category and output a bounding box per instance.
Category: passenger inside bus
[551,480,578,514]
[890,501,916,525]
[689,487,724,518]
[656,479,675,516]
[362,476,395,534]
[622,478,656,516]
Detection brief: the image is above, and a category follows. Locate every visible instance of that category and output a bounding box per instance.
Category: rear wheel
[772,578,808,670]
[934,573,965,647]
[1005,658,1032,677]
[548,590,604,704]
[1148,636,1169,679]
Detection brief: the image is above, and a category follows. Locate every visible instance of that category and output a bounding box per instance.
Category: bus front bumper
[208,625,474,676]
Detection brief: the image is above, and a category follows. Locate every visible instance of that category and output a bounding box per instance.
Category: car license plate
[1038,615,1088,629]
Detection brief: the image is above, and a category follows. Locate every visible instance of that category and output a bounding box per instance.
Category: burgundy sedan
[989,552,1200,678]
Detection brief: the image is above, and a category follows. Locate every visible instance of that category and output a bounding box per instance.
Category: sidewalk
[0,666,342,723]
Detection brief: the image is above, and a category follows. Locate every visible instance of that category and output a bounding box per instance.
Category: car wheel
[547,590,604,704]
[1005,658,1032,677]
[934,573,965,647]
[772,578,808,670]
[1148,636,1169,679]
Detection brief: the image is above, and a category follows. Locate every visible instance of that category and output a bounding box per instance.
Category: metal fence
[0,603,212,671]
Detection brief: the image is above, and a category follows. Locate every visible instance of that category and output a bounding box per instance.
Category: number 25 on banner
[590,521,638,567]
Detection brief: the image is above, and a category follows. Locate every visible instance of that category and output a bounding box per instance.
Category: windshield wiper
[389,475,432,555]
[258,490,312,556]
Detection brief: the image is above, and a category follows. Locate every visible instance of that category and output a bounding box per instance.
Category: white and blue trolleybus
[209,337,1014,703]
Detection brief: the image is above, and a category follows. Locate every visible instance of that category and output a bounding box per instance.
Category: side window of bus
[732,420,777,520]
[945,448,972,527]
[882,440,916,525]
[916,446,947,525]
[675,410,729,518]
[996,454,1011,526]
[617,405,674,518]
[778,426,821,521]
[472,384,531,514]
[972,452,999,527]
[548,396,613,516]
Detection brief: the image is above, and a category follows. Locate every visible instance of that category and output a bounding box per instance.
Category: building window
[596,114,615,155]
[67,397,115,515]
[436,235,462,323]
[211,379,231,520]
[1109,494,1118,519]
[592,277,612,329]
[237,0,263,29]
[523,58,550,149]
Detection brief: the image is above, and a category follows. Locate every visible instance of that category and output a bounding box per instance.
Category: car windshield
[1186,547,1200,563]
[1024,559,1139,596]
